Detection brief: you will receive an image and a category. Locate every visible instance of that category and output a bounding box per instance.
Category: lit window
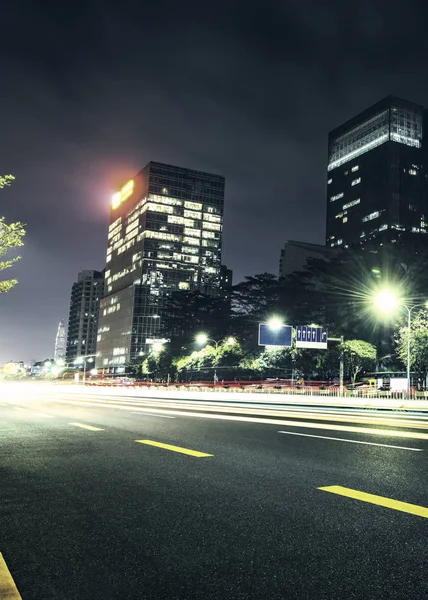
[203,213,221,223]
[337,239,343,245]
[378,224,388,232]
[182,246,199,255]
[146,202,174,214]
[330,192,344,202]
[409,169,417,176]
[343,217,348,223]
[342,198,360,210]
[362,211,380,222]
[327,178,332,185]
[182,255,199,264]
[142,231,180,242]
[351,165,359,172]
[178,282,190,290]
[351,177,361,186]
[184,227,201,237]
[202,231,216,239]
[149,194,182,206]
[202,221,221,231]
[183,236,200,246]
[168,215,194,227]
[184,209,202,219]
[184,201,202,211]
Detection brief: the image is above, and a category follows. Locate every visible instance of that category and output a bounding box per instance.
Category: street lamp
[374,289,428,396]
[74,354,96,382]
[267,317,284,331]
[195,333,236,350]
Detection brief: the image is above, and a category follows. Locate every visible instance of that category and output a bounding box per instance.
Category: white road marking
[278,430,423,451]
[131,411,175,419]
[68,422,104,431]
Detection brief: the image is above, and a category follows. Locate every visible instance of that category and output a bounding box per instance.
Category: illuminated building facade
[54,320,66,363]
[65,270,104,363]
[326,96,428,248]
[96,161,225,370]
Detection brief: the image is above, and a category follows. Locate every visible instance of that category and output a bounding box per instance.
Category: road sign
[296,326,327,349]
[258,323,293,347]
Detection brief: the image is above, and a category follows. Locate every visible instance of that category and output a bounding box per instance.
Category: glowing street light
[195,333,236,350]
[373,290,400,315]
[373,289,428,396]
[152,342,164,352]
[267,317,284,331]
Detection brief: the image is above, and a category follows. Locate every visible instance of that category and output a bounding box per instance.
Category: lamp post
[195,334,236,350]
[74,354,97,382]
[195,334,236,384]
[373,290,428,397]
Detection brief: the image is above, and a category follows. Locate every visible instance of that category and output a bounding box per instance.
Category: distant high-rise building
[96,161,225,371]
[326,96,428,248]
[279,240,334,278]
[219,265,233,299]
[66,270,104,363]
[54,320,66,363]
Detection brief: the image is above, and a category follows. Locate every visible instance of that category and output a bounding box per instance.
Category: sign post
[328,336,344,395]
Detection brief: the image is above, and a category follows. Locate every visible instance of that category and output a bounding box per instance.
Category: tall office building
[279,240,334,278]
[96,161,225,370]
[53,320,66,363]
[66,270,104,363]
[326,96,427,248]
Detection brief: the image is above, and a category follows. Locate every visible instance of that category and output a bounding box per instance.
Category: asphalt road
[1,383,428,600]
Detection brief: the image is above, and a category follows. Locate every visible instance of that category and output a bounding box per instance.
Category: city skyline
[2,0,428,362]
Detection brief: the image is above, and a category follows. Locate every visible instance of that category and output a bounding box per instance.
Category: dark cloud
[0,0,428,362]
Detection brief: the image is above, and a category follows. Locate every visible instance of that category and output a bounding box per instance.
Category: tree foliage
[0,175,25,293]
[396,309,428,385]
[342,339,377,383]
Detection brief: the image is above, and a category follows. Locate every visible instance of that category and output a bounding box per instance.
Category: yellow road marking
[319,485,428,519]
[136,439,212,457]
[68,422,104,431]
[0,553,22,599]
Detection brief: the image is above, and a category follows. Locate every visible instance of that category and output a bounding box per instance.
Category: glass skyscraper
[326,96,427,248]
[96,161,225,371]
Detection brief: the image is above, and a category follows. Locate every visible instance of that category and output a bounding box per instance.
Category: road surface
[1,383,427,599]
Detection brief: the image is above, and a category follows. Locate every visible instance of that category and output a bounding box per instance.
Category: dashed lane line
[68,422,104,431]
[278,430,423,451]
[131,411,175,419]
[136,439,212,457]
[319,485,428,519]
[0,552,22,599]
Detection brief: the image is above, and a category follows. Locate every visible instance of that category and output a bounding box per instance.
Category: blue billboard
[258,323,293,347]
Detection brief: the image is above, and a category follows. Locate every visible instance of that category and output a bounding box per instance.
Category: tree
[231,273,283,349]
[342,339,376,383]
[396,309,428,387]
[0,175,25,293]
[161,290,231,353]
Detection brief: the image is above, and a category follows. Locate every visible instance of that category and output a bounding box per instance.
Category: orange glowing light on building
[111,179,134,209]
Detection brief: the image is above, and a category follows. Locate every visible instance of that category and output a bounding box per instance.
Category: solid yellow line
[136,439,213,457]
[0,553,22,599]
[319,485,428,519]
[68,422,104,431]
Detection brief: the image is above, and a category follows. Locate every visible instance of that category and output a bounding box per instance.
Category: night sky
[1,0,428,363]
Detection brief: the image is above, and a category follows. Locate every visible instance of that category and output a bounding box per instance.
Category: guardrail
[82,379,428,401]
